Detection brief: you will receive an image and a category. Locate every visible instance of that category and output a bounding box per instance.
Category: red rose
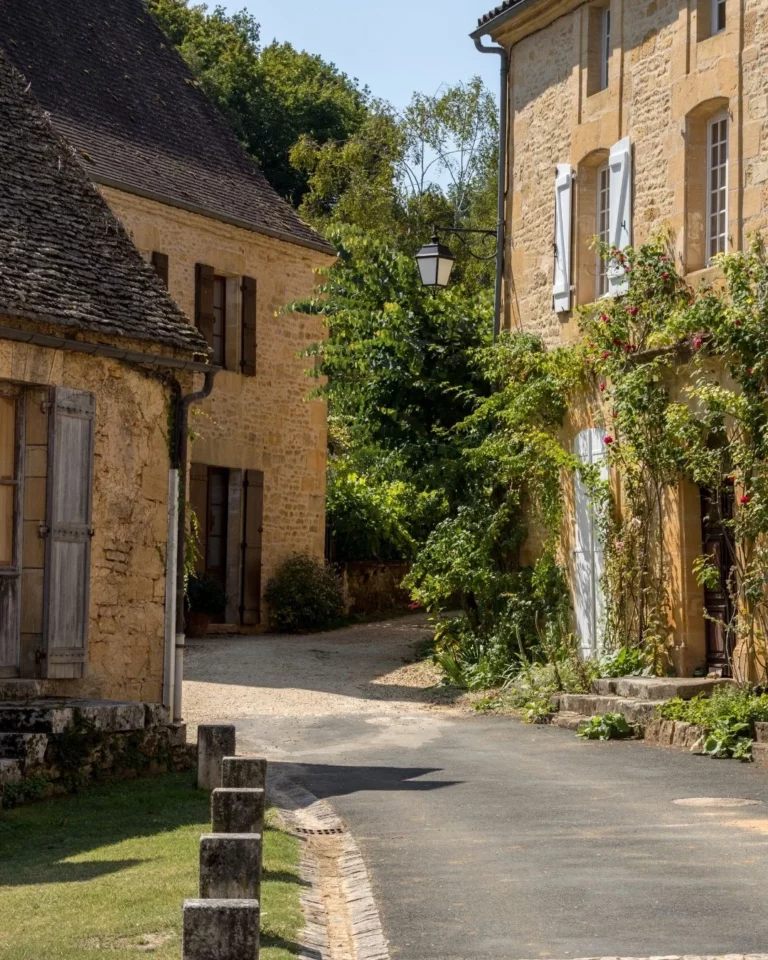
[612,337,622,346]
[604,435,614,445]
[693,337,703,349]
[628,306,639,316]
[734,319,743,327]
[600,382,606,392]
[662,272,670,280]
[601,351,610,360]
[748,368,754,375]
[740,494,751,505]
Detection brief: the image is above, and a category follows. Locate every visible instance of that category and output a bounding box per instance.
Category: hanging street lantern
[415,233,456,289]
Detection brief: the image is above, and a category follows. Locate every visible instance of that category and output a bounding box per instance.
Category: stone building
[473,0,766,675]
[0,0,334,631]
[0,50,209,704]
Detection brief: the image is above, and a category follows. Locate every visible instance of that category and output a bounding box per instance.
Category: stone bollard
[197,725,236,790]
[199,833,262,900]
[211,787,265,834]
[221,755,267,790]
[182,898,259,960]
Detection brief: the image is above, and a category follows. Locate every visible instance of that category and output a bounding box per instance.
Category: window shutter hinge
[89,526,95,538]
[38,524,49,539]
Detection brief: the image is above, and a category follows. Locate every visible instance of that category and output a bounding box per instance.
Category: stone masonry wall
[101,188,332,612]
[499,0,761,344]
[0,326,188,701]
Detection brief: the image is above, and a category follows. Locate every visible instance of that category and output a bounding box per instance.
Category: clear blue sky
[223,0,498,110]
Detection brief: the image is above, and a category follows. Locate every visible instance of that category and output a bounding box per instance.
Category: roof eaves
[94,173,337,258]
[471,0,542,38]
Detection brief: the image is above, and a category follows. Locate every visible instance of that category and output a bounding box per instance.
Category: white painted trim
[601,6,611,91]
[706,111,729,262]
[595,162,611,299]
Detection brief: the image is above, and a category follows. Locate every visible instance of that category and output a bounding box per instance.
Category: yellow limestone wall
[101,188,333,613]
[0,325,191,702]
[489,0,768,671]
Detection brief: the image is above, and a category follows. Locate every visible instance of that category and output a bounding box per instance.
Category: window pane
[0,484,13,566]
[0,398,15,480]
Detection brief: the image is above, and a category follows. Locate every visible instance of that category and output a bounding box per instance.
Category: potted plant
[185,573,228,637]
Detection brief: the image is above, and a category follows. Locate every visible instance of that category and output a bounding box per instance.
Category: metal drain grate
[295,826,345,836]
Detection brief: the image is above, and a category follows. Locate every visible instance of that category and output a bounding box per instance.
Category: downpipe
[474,35,509,340]
[172,368,218,722]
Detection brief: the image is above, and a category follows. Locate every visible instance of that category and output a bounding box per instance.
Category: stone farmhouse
[0,49,209,709]
[473,0,766,676]
[0,0,334,633]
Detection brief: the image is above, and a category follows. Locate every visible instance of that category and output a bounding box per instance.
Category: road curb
[271,776,390,960]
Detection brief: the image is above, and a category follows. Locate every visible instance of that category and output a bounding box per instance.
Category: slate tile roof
[477,0,531,29]
[0,51,209,356]
[0,0,334,256]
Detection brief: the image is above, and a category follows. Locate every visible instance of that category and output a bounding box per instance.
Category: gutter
[473,35,509,340]
[93,174,337,259]
[0,324,213,372]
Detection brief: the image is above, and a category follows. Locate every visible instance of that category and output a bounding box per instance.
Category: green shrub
[577,712,635,741]
[186,573,227,617]
[599,646,655,678]
[658,686,768,735]
[264,555,345,633]
[502,660,597,709]
[699,717,753,761]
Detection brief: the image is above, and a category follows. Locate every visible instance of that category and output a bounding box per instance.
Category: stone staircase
[551,676,734,733]
[0,691,191,802]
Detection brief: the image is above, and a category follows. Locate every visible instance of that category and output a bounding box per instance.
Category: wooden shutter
[573,428,608,657]
[152,251,169,287]
[195,263,215,349]
[240,276,257,377]
[43,387,95,679]
[553,164,574,313]
[240,470,263,626]
[608,137,633,296]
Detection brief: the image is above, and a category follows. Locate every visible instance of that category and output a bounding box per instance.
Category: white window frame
[600,6,611,91]
[706,112,729,262]
[712,0,726,35]
[595,162,611,298]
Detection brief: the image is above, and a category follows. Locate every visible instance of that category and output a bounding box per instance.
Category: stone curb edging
[524,955,768,960]
[270,775,390,960]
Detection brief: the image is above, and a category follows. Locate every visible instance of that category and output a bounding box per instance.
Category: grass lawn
[0,773,305,960]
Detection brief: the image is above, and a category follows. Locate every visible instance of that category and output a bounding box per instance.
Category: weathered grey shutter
[43,387,95,679]
[240,470,263,626]
[240,276,257,377]
[195,263,215,349]
[152,251,169,287]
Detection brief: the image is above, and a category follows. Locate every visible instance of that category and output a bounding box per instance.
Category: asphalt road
[185,619,768,960]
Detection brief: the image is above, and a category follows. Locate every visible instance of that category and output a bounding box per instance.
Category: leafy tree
[146,0,369,203]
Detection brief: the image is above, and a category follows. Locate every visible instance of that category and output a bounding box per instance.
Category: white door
[573,428,608,657]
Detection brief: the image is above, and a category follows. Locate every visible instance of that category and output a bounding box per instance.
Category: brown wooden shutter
[239,470,263,626]
[43,387,95,679]
[152,251,169,287]
[195,263,215,350]
[240,276,257,377]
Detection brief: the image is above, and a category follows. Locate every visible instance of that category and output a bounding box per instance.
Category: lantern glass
[415,235,455,289]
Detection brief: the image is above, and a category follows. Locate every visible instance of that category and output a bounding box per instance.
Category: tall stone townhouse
[473,0,768,677]
[0,0,335,631]
[0,49,209,707]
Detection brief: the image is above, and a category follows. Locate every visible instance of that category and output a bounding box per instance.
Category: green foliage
[577,712,636,741]
[264,555,345,633]
[146,0,368,204]
[503,660,598,709]
[700,717,753,760]
[185,573,228,617]
[658,685,768,732]
[2,775,50,809]
[599,646,654,678]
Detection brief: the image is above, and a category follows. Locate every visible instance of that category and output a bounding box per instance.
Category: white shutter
[553,164,574,313]
[573,428,608,657]
[608,137,632,296]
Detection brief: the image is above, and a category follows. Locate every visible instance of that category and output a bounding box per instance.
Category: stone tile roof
[477,0,530,29]
[0,0,334,256]
[0,51,209,356]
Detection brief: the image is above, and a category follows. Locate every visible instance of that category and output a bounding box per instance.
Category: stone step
[0,732,48,769]
[754,722,768,744]
[550,712,586,731]
[752,743,768,770]
[592,676,734,701]
[0,699,151,734]
[0,679,42,701]
[0,757,22,786]
[558,693,659,726]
